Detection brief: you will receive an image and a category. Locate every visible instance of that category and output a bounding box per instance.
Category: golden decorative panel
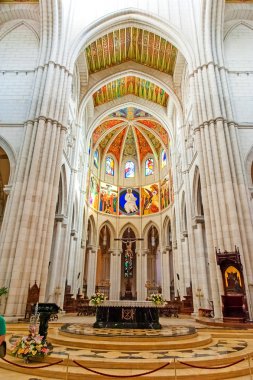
[86,27,177,75]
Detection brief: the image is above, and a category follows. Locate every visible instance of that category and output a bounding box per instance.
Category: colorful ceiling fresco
[123,127,137,158]
[136,119,169,148]
[107,129,126,161]
[93,76,169,108]
[86,27,178,75]
[93,107,169,168]
[135,128,153,162]
[92,119,123,147]
[109,108,151,119]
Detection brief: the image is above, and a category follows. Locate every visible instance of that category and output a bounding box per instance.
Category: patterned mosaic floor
[9,335,248,360]
[46,339,248,360]
[59,323,196,337]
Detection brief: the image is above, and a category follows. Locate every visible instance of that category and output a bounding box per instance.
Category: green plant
[0,287,8,297]
[90,292,106,305]
[149,293,165,305]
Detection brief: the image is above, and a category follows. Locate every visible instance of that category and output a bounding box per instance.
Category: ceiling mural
[123,127,137,158]
[86,27,178,75]
[109,108,151,119]
[92,119,123,147]
[93,76,169,108]
[135,128,153,162]
[99,129,120,153]
[136,119,169,148]
[93,107,170,169]
[107,129,127,161]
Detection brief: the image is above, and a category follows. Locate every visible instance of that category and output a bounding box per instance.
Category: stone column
[193,221,211,309]
[45,214,65,304]
[109,249,121,300]
[161,248,170,300]
[86,246,97,298]
[136,248,147,301]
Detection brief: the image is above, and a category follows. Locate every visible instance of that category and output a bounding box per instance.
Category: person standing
[0,314,6,358]
[0,315,6,344]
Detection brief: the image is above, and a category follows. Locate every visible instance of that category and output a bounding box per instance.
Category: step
[49,330,212,350]
[0,354,252,380]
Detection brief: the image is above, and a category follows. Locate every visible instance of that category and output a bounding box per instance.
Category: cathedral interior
[0,0,253,379]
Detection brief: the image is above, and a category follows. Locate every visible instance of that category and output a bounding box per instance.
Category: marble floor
[2,314,253,379]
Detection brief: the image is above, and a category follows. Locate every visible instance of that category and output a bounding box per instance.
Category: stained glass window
[105,156,114,176]
[124,243,133,278]
[94,149,99,169]
[145,158,154,176]
[161,149,167,168]
[125,161,135,178]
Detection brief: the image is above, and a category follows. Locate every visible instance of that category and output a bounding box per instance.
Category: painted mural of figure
[124,188,138,214]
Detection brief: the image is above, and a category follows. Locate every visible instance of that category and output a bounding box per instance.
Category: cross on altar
[114,227,144,243]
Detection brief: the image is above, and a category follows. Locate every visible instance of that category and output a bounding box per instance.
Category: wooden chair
[25,281,40,320]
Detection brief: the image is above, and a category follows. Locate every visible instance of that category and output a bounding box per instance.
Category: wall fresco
[89,174,99,210]
[141,183,160,215]
[99,182,118,215]
[160,176,170,210]
[119,187,140,215]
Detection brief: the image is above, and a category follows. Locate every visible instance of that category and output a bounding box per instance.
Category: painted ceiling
[93,76,169,108]
[86,27,178,76]
[92,107,169,166]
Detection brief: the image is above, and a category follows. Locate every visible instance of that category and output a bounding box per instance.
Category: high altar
[93,300,163,329]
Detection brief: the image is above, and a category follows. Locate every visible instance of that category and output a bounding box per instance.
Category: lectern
[32,303,60,341]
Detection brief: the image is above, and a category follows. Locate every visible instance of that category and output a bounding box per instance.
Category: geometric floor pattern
[51,338,248,359]
[60,322,196,337]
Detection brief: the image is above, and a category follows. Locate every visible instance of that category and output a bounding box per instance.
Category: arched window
[125,161,135,178]
[105,156,114,176]
[145,158,154,176]
[161,149,167,168]
[94,149,99,168]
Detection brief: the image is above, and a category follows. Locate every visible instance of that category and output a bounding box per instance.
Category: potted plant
[149,293,166,306]
[90,292,106,306]
[11,325,51,363]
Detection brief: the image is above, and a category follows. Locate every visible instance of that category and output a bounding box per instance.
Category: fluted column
[136,248,147,301]
[86,246,97,298]
[109,249,121,300]
[161,248,170,300]
[46,215,65,304]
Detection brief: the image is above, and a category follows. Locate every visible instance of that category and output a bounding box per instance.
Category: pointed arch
[142,220,160,241]
[0,20,39,43]
[119,222,140,239]
[0,136,16,184]
[87,214,97,246]
[98,220,116,242]
[245,146,253,187]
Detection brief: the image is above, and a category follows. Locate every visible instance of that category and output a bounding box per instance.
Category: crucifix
[114,227,144,244]
[115,228,144,293]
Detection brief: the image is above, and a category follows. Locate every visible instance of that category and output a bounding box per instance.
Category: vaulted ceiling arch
[86,100,174,148]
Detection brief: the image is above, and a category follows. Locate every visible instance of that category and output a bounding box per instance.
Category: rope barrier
[73,359,172,378]
[0,357,63,369]
[177,357,245,370]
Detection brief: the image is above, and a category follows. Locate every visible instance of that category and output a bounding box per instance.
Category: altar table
[93,301,163,329]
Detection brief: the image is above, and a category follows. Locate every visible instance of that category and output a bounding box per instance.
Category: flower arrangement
[11,325,50,362]
[90,292,106,305]
[149,293,165,305]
